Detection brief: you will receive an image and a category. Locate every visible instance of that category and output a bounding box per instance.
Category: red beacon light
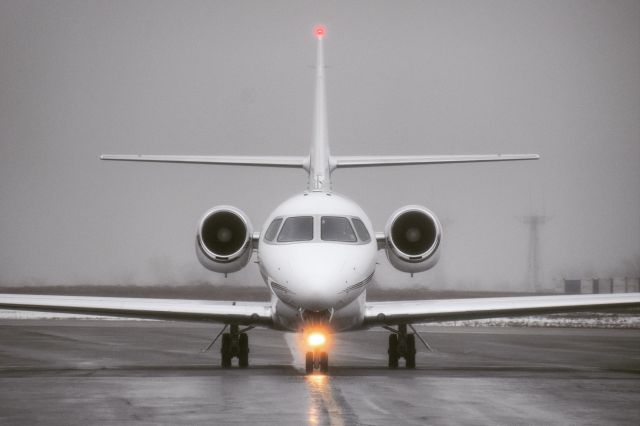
[314,25,326,39]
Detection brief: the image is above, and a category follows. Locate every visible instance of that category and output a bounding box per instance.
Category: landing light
[307,331,326,347]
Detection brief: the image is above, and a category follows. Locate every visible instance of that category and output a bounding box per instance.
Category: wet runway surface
[0,320,638,425]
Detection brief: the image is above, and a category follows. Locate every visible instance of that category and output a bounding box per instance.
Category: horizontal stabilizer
[334,154,539,168]
[100,154,307,168]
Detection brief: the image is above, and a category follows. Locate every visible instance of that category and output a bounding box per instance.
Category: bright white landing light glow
[307,331,326,347]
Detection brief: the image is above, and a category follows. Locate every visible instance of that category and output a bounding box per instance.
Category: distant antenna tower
[522,215,548,292]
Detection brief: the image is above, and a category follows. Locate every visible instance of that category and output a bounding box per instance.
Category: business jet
[1,26,639,374]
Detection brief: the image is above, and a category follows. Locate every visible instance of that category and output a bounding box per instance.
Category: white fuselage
[258,191,377,332]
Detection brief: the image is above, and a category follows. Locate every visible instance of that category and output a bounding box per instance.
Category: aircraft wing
[334,154,539,168]
[0,294,273,326]
[100,154,307,168]
[363,293,640,326]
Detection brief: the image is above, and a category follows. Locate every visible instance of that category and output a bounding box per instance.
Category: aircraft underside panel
[272,292,366,332]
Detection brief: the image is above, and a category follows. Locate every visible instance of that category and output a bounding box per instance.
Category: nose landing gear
[305,350,329,374]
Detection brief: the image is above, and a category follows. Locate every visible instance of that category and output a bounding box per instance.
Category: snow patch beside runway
[428,313,640,328]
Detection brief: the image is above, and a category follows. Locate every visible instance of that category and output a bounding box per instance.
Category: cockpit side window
[351,218,371,242]
[264,218,283,242]
[277,216,314,242]
[321,216,357,242]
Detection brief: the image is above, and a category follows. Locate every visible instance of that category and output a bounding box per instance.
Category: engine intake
[196,206,253,274]
[385,206,442,273]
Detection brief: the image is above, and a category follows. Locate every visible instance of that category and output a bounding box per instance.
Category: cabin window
[321,216,357,242]
[277,216,314,242]
[352,218,371,242]
[264,218,283,241]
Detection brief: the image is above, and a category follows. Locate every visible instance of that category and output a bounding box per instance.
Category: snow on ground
[429,313,640,329]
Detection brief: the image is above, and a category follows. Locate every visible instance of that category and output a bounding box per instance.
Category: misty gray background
[1,1,638,291]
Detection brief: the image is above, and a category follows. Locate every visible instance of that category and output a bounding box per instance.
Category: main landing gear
[386,324,416,369]
[220,324,251,368]
[305,350,329,374]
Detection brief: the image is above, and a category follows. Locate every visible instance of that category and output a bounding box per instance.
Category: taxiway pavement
[0,320,638,425]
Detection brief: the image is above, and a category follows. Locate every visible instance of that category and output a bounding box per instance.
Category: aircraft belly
[271,292,366,332]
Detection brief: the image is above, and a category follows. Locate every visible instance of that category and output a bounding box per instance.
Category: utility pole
[522,215,547,292]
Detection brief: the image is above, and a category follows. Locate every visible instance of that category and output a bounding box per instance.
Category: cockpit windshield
[277,216,314,242]
[321,216,357,242]
[264,218,283,241]
[351,218,371,242]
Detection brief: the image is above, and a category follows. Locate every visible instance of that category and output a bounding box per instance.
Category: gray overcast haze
[1,0,639,291]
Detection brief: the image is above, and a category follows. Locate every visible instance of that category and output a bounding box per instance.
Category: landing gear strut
[220,324,251,368]
[387,324,416,369]
[305,350,329,374]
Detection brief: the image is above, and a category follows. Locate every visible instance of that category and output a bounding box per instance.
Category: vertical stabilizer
[309,25,332,191]
[101,28,539,179]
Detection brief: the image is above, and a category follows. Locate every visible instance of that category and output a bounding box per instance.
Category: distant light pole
[522,215,548,292]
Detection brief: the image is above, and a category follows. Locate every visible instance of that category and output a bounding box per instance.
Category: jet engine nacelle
[196,206,253,274]
[384,206,442,274]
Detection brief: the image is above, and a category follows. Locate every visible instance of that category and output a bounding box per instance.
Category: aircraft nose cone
[292,275,340,311]
[266,244,370,312]
[287,256,345,311]
[298,289,336,311]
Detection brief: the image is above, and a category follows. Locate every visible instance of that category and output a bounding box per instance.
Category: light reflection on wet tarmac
[306,375,329,426]
[305,374,361,426]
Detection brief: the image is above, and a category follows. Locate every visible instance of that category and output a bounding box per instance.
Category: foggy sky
[1,0,639,291]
